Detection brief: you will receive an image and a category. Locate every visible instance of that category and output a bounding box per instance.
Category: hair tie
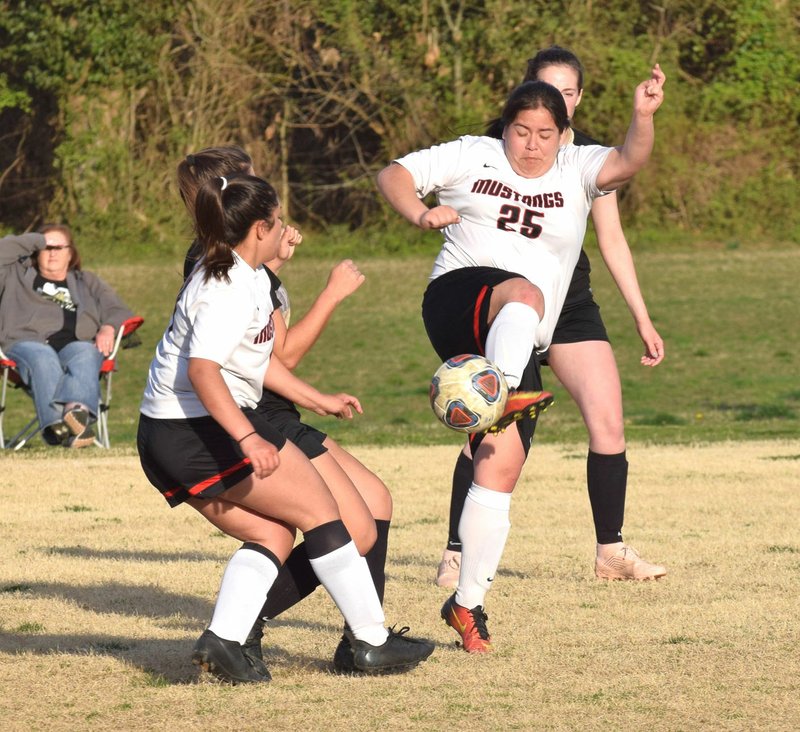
[186,154,196,166]
[220,176,228,190]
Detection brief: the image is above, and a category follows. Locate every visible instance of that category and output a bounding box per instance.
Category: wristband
[237,430,257,444]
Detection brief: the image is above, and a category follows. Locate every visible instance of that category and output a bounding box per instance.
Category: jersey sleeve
[394,136,477,198]
[566,144,614,198]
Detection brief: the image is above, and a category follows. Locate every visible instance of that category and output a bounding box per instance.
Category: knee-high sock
[365,519,390,605]
[447,451,473,551]
[306,520,387,646]
[485,302,540,389]
[259,542,320,619]
[208,543,281,644]
[455,483,512,610]
[260,518,391,622]
[587,450,628,544]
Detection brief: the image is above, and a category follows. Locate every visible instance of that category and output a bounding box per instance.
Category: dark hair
[500,81,570,135]
[37,223,81,271]
[177,146,253,219]
[524,45,584,90]
[194,174,279,282]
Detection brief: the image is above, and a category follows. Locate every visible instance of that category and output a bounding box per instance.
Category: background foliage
[1,0,799,256]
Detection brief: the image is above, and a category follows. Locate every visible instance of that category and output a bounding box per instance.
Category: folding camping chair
[0,315,144,450]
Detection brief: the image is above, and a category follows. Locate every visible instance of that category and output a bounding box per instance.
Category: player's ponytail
[194,174,280,282]
[177,146,253,217]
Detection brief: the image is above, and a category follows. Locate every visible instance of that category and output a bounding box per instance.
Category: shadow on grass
[45,546,228,563]
[3,580,213,624]
[0,631,351,684]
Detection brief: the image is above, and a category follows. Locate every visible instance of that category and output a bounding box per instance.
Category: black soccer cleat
[241,615,271,678]
[192,629,271,684]
[348,626,435,674]
[332,633,356,673]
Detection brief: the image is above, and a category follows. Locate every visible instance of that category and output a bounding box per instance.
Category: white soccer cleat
[435,548,461,588]
[595,543,667,580]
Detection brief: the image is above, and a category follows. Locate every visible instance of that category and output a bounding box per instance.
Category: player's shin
[456,483,512,609]
[485,302,540,389]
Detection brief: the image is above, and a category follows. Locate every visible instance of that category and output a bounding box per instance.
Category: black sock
[364,519,390,605]
[447,452,473,551]
[259,542,320,619]
[587,450,628,545]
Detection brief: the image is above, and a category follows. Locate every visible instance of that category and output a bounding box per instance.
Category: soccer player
[435,47,667,589]
[177,149,397,674]
[378,64,665,652]
[137,173,433,682]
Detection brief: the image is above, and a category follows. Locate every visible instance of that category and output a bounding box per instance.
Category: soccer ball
[429,354,508,433]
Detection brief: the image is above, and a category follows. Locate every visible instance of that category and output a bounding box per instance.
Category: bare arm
[272,260,365,369]
[187,358,280,478]
[376,163,461,229]
[591,193,664,366]
[596,64,665,191]
[263,355,362,419]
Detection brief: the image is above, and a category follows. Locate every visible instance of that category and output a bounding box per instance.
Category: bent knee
[351,519,378,555]
[491,278,544,317]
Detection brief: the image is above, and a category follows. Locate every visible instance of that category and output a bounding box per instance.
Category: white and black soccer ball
[429,354,508,433]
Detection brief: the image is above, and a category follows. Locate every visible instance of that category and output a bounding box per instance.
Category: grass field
[2,246,796,450]
[1,440,798,731]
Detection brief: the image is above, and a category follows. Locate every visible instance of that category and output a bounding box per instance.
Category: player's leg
[314,438,396,670]
[547,339,665,580]
[223,439,434,673]
[435,444,472,588]
[188,498,295,682]
[441,428,525,653]
[251,435,388,620]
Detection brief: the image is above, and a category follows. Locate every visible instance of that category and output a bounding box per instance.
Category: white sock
[309,541,388,646]
[455,482,512,609]
[208,546,280,644]
[485,302,540,389]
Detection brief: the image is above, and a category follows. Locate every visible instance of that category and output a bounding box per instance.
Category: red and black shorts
[421,266,543,456]
[137,408,287,508]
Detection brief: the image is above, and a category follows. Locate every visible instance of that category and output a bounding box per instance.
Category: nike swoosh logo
[483,163,496,169]
[449,610,468,634]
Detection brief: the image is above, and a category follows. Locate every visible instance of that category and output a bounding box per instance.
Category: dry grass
[1,440,799,731]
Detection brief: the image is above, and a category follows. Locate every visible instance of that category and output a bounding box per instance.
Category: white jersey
[395,135,611,350]
[141,252,276,419]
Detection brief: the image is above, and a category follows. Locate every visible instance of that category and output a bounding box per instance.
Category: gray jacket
[0,233,133,351]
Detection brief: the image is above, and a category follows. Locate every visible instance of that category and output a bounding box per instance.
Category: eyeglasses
[43,245,71,252]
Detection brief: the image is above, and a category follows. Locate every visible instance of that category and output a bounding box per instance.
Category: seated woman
[0,225,133,447]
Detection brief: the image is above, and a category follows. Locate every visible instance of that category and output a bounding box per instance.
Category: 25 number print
[496,205,543,238]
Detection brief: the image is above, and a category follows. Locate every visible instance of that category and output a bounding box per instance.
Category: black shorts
[539,289,609,364]
[422,267,543,456]
[256,390,328,459]
[137,409,287,508]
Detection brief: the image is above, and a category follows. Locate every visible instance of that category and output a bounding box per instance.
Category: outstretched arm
[596,64,665,191]
[591,193,664,366]
[263,355,362,418]
[376,163,461,229]
[271,259,366,369]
